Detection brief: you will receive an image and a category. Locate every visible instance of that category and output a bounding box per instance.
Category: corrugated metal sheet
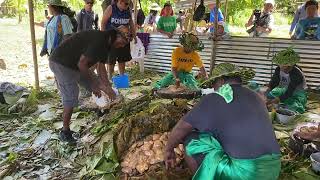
[144,34,320,89]
[175,0,232,9]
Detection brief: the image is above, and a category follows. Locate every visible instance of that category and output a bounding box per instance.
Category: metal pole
[28,0,40,91]
[210,0,220,74]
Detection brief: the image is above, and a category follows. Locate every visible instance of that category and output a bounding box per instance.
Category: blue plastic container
[112,73,130,89]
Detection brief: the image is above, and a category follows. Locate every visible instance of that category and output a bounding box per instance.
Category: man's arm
[245,13,254,27]
[96,63,110,86]
[129,17,136,42]
[165,120,193,169]
[290,8,301,35]
[101,5,112,31]
[76,12,81,32]
[97,62,116,100]
[199,66,208,79]
[267,67,280,92]
[78,55,101,97]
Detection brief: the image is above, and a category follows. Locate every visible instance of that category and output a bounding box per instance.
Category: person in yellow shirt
[154,33,208,90]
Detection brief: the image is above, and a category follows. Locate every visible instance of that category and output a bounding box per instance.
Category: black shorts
[107,43,132,65]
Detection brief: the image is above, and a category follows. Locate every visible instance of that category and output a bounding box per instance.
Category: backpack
[136,0,145,26]
[193,0,205,21]
[63,6,78,33]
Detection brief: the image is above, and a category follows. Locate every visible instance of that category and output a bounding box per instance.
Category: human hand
[167,32,174,38]
[175,78,181,87]
[100,85,116,101]
[256,26,264,32]
[165,150,176,169]
[91,83,101,97]
[289,31,293,37]
[267,97,280,106]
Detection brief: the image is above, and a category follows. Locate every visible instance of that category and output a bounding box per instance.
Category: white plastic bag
[92,88,119,108]
[130,36,145,61]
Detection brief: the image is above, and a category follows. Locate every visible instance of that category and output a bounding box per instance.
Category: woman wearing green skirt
[153,33,208,90]
[165,63,281,180]
[266,47,307,113]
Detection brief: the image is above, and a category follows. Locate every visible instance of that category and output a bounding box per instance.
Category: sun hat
[179,32,204,51]
[272,47,300,66]
[201,63,255,88]
[150,3,161,11]
[47,0,66,7]
[265,0,275,7]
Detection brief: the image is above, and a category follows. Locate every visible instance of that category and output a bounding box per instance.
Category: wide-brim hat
[201,63,255,88]
[272,47,300,66]
[265,0,275,7]
[48,0,66,7]
[150,3,161,11]
[179,32,204,51]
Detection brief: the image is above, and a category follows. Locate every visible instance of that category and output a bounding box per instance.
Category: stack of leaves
[121,132,184,176]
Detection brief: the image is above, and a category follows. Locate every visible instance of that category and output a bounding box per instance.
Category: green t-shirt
[157,16,177,33]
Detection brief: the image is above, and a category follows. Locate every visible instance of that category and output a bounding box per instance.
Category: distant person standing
[294,0,320,40]
[245,0,275,37]
[76,0,99,32]
[101,0,136,78]
[36,0,74,57]
[207,2,224,33]
[157,2,176,38]
[289,1,311,37]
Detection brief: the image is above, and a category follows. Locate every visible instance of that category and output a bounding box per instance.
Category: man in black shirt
[165,63,281,180]
[49,27,129,143]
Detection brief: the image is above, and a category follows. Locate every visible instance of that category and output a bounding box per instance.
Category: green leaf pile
[272,47,300,65]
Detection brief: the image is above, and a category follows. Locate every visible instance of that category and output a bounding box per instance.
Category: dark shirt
[49,30,116,70]
[184,84,280,159]
[268,66,306,101]
[106,4,131,30]
[76,9,97,32]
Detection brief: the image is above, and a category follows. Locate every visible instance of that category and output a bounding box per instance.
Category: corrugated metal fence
[144,34,320,89]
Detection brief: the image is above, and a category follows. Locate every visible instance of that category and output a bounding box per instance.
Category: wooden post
[133,0,138,25]
[224,0,228,22]
[210,0,220,74]
[28,0,40,91]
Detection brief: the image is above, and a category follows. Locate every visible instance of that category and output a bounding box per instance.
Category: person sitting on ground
[157,2,176,38]
[143,3,161,33]
[153,33,207,90]
[49,27,129,143]
[265,47,307,114]
[289,0,310,37]
[76,0,99,32]
[165,62,281,180]
[294,0,320,40]
[101,0,136,79]
[207,2,224,33]
[245,0,275,37]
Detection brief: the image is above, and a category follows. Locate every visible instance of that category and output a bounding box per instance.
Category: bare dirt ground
[0,18,54,88]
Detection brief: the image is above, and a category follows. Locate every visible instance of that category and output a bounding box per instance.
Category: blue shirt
[294,17,320,40]
[106,4,131,30]
[209,8,224,32]
[290,4,307,33]
[45,15,73,53]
